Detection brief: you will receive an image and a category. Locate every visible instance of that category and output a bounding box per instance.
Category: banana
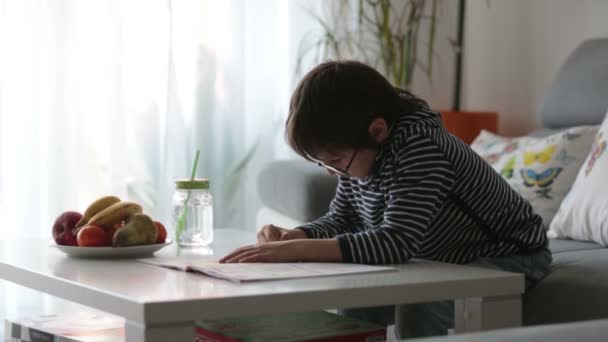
[75,195,121,228]
[87,201,143,229]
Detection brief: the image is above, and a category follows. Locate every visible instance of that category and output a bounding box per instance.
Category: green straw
[176,149,200,242]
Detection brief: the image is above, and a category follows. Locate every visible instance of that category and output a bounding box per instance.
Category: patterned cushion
[471,126,598,227]
[549,112,608,245]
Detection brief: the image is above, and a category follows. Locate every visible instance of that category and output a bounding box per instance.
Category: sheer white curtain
[0,0,328,322]
[0,0,313,240]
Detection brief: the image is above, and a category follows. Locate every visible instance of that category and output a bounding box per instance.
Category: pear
[112,213,158,247]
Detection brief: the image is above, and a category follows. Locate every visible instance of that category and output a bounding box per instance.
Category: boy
[220,61,552,338]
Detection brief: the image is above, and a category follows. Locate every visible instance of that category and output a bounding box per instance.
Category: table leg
[454,294,521,333]
[125,320,195,342]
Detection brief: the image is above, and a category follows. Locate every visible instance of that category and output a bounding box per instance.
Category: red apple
[104,221,124,246]
[154,221,167,244]
[52,211,83,246]
[77,225,107,247]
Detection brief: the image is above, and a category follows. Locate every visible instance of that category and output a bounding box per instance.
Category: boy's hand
[220,240,299,263]
[257,225,307,242]
[219,239,343,263]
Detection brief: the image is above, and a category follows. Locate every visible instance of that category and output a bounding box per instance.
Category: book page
[193,263,396,282]
[138,256,218,272]
[139,258,395,282]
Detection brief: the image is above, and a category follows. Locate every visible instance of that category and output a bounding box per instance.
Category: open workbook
[137,256,396,283]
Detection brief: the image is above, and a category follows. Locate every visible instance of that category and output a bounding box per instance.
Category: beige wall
[410,0,460,114]
[462,0,608,136]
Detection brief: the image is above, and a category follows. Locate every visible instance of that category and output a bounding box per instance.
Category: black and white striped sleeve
[298,179,358,239]
[337,135,455,264]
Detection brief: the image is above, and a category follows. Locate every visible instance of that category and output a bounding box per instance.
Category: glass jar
[172,179,213,247]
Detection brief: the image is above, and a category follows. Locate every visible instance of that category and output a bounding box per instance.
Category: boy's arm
[336,136,456,265]
[297,179,358,239]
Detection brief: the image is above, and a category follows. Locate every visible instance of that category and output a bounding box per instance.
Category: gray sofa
[257,38,608,337]
[410,319,607,342]
[521,38,608,328]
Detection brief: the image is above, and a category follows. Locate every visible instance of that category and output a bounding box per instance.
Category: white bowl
[49,240,172,258]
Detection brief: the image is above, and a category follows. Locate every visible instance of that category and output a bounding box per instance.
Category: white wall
[462,0,608,136]
[410,0,460,112]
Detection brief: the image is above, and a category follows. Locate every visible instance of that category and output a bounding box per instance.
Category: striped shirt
[299,109,547,265]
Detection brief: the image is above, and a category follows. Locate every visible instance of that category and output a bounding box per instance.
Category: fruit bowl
[49,240,172,258]
[51,195,170,257]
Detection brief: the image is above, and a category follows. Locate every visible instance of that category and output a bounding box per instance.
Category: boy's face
[311,118,389,179]
[314,148,379,179]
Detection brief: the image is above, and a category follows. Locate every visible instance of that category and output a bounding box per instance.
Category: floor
[0,281,123,339]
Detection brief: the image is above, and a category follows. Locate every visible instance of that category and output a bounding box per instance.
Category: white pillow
[471,126,598,227]
[549,113,608,245]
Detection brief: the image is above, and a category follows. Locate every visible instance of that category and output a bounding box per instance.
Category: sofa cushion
[549,112,608,246]
[471,126,597,226]
[527,128,566,138]
[538,38,608,129]
[524,248,608,325]
[548,238,603,254]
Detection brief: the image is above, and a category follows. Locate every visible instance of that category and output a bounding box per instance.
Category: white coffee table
[0,229,524,341]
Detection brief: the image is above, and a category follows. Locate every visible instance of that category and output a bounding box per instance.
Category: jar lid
[175,179,210,190]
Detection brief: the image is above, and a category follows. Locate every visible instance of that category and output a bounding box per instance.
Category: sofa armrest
[256,160,338,224]
[255,207,306,230]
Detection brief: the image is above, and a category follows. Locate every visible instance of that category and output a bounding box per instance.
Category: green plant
[175,149,200,241]
[297,0,442,90]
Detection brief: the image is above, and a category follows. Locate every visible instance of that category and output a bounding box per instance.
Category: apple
[154,221,167,244]
[104,221,125,246]
[52,211,83,246]
[77,225,107,247]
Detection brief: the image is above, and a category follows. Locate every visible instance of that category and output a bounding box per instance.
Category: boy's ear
[368,118,389,143]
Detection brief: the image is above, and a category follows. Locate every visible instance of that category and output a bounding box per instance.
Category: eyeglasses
[306,149,359,177]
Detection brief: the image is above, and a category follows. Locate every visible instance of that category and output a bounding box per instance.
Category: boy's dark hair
[286,60,429,159]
